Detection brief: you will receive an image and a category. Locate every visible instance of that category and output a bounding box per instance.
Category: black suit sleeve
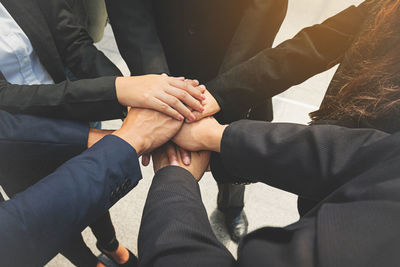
[212,120,389,201]
[35,0,122,78]
[105,0,169,75]
[138,166,235,267]
[0,76,125,121]
[217,0,288,74]
[207,3,370,123]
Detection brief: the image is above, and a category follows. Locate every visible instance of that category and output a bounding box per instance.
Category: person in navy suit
[0,107,183,267]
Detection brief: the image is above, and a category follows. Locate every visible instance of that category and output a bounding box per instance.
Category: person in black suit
[0,107,184,267]
[0,0,204,266]
[138,117,400,267]
[105,0,289,242]
[175,0,395,216]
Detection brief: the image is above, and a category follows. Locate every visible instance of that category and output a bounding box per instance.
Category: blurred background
[47,0,363,265]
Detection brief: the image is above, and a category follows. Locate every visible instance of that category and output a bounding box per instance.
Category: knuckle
[179,91,188,99]
[160,103,169,110]
[173,98,180,105]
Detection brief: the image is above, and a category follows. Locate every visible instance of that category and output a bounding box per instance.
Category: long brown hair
[310,0,400,124]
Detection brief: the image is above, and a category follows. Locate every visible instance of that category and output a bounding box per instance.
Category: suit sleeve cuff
[210,122,253,184]
[152,166,201,200]
[88,134,142,204]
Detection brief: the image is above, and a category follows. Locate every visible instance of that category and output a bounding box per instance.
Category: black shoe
[225,210,248,243]
[97,242,138,267]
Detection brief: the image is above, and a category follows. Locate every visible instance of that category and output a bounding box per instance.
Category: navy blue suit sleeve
[0,110,89,161]
[0,135,142,267]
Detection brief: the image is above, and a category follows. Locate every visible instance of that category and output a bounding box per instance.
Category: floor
[47,0,363,266]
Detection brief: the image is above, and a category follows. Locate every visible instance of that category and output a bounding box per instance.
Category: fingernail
[200,85,206,89]
[201,94,206,100]
[178,115,184,121]
[200,106,205,112]
[171,160,179,166]
[190,114,196,121]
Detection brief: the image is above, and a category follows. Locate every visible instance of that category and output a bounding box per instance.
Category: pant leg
[297,197,319,217]
[217,183,245,213]
[60,234,98,267]
[216,0,286,211]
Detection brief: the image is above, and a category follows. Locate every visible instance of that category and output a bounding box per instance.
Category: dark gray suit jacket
[139,121,400,267]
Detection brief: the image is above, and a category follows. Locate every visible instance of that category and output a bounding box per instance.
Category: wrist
[87,129,113,148]
[112,129,147,156]
[205,124,228,152]
[115,77,129,107]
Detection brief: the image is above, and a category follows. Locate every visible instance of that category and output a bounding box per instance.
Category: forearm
[139,166,234,267]
[0,77,126,121]
[212,120,390,200]
[0,110,89,161]
[207,4,369,123]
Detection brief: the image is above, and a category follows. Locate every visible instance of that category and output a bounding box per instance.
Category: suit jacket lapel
[1,0,66,83]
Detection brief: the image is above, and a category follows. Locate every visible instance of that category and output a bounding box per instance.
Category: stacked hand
[152,143,210,181]
[115,74,206,122]
[90,74,224,181]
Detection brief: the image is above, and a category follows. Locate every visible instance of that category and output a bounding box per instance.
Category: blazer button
[122,179,131,191]
[110,191,117,203]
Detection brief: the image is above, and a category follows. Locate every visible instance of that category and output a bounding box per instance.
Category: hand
[190,89,221,122]
[153,143,211,181]
[115,74,206,121]
[173,117,227,152]
[113,108,183,155]
[141,145,191,167]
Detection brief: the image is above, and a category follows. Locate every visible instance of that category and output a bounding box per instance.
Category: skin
[173,116,228,153]
[190,88,221,122]
[115,74,206,122]
[113,108,183,155]
[153,142,211,181]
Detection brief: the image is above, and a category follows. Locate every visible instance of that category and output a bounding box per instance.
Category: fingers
[178,147,191,165]
[168,78,205,102]
[150,97,184,121]
[157,92,196,121]
[198,84,206,93]
[166,86,204,113]
[166,143,179,166]
[142,153,151,166]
